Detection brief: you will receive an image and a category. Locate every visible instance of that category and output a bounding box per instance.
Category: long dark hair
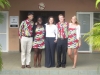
[47,16,55,25]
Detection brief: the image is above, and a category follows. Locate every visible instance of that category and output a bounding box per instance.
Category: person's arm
[55,25,58,40]
[67,22,69,30]
[77,25,81,47]
[32,25,36,40]
[43,24,46,38]
[79,25,81,47]
[45,23,47,25]
[54,25,58,42]
[19,21,24,39]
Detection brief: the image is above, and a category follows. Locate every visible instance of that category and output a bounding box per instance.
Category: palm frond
[96,0,100,8]
[0,0,10,9]
[84,23,100,50]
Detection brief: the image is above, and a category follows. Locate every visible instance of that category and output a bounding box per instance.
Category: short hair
[47,16,55,25]
[58,14,65,17]
[28,12,34,16]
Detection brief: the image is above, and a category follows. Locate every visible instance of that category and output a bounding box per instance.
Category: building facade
[0,0,100,52]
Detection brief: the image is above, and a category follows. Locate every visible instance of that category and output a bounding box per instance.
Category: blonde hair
[70,16,79,25]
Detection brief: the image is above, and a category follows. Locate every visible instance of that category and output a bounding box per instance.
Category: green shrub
[0,44,2,71]
[84,23,100,50]
[0,0,10,71]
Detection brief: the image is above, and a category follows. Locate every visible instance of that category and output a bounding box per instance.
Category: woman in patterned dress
[32,17,45,67]
[68,16,81,69]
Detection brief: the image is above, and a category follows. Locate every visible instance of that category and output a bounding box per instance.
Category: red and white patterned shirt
[57,22,68,39]
[19,19,34,38]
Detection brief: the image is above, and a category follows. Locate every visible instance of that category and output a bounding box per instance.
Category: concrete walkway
[0,52,100,75]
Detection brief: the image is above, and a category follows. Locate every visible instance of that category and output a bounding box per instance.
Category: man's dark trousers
[57,38,68,66]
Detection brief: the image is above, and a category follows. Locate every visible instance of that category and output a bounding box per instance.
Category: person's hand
[78,42,81,47]
[54,39,57,43]
[19,36,22,39]
[35,22,37,25]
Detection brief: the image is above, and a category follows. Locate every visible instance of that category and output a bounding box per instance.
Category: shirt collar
[59,22,66,25]
[26,19,31,22]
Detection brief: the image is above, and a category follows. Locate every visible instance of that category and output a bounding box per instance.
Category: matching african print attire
[33,26,45,49]
[56,22,68,66]
[57,22,68,39]
[19,19,34,65]
[19,19,34,37]
[68,24,79,49]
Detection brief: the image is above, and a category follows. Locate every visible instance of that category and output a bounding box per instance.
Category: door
[0,11,8,52]
[77,12,93,53]
[93,12,100,52]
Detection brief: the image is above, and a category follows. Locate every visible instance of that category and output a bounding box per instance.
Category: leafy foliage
[96,0,100,8]
[84,0,100,50]
[0,12,4,23]
[0,0,10,71]
[84,23,100,50]
[0,0,10,9]
[0,45,2,71]
[0,0,10,24]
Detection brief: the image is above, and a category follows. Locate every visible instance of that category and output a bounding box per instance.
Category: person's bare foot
[34,64,37,68]
[38,64,41,67]
[72,65,76,69]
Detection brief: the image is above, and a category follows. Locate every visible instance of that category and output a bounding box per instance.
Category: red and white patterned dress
[33,27,45,49]
[68,24,79,49]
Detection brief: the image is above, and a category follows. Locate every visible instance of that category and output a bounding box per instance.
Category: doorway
[20,11,65,24]
[19,11,65,51]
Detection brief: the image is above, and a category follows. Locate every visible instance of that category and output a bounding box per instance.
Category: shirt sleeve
[19,21,24,39]
[55,25,58,40]
[76,25,81,40]
[45,23,47,25]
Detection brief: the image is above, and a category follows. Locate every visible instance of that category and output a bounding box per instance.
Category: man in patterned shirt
[56,14,68,68]
[19,12,34,68]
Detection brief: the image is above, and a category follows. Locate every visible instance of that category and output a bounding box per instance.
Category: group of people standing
[19,12,81,69]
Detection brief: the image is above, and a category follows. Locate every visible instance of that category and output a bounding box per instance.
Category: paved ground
[0,51,100,75]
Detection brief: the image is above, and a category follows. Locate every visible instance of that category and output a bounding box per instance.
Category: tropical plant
[0,45,2,71]
[84,0,100,50]
[0,0,10,9]
[0,12,4,23]
[96,0,100,8]
[0,0,10,23]
[0,0,10,71]
[84,23,100,50]
[84,0,100,74]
